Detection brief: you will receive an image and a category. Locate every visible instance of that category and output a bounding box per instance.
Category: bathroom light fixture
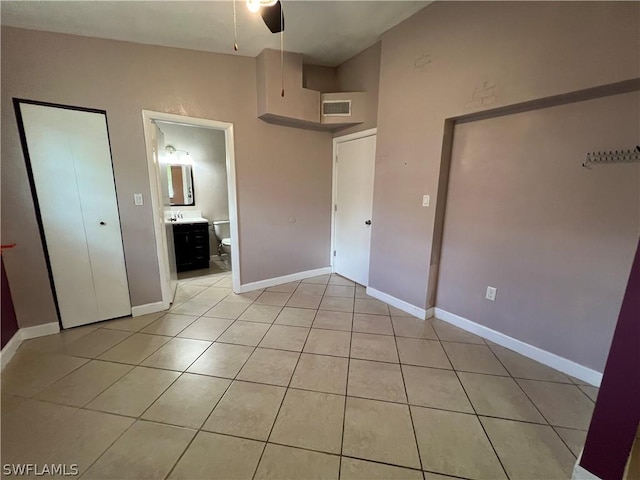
[246,0,278,13]
[163,145,194,165]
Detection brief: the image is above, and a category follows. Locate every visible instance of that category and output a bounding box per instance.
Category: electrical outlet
[485,286,497,301]
[134,193,144,206]
[422,195,430,207]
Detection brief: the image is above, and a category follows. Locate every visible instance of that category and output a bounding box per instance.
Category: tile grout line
[338,304,355,479]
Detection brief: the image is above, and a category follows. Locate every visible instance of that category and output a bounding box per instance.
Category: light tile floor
[1,272,597,479]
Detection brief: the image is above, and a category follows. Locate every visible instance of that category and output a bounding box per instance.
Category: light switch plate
[422,195,430,207]
[134,193,144,206]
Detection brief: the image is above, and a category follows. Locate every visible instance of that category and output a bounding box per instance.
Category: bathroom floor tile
[274,307,316,327]
[348,358,407,403]
[350,332,399,363]
[312,310,353,331]
[238,304,282,323]
[579,385,599,402]
[177,316,234,341]
[343,397,420,469]
[203,380,285,441]
[328,275,355,286]
[60,328,132,359]
[295,283,327,296]
[354,298,390,316]
[432,319,486,344]
[187,342,253,378]
[402,364,473,413]
[489,344,571,382]
[216,321,270,346]
[302,274,331,284]
[266,281,300,293]
[388,306,414,317]
[353,313,394,335]
[142,373,230,428]
[254,291,292,307]
[554,427,587,457]
[303,329,351,357]
[412,406,506,479]
[270,388,344,454]
[286,293,323,309]
[168,431,264,480]
[396,337,451,369]
[202,300,249,319]
[170,298,219,316]
[141,337,211,371]
[140,314,198,336]
[100,312,165,332]
[290,353,349,394]
[255,444,340,480]
[340,458,423,480]
[441,342,508,375]
[391,317,438,339]
[224,290,263,304]
[192,286,233,302]
[236,348,299,386]
[258,325,310,352]
[319,296,354,313]
[324,285,355,297]
[98,333,170,365]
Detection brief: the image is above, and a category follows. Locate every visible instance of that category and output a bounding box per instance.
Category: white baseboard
[131,301,167,317]
[238,267,332,293]
[1,321,60,370]
[572,452,602,480]
[434,308,602,387]
[366,287,429,320]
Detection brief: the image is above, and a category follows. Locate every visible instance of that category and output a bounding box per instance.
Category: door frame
[331,127,377,278]
[142,110,240,309]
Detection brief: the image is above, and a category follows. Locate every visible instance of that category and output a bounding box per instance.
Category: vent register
[322,100,352,117]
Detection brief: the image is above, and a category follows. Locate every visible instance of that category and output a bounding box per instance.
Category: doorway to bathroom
[142,111,240,309]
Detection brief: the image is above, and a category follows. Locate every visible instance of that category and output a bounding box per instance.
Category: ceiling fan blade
[260,1,284,33]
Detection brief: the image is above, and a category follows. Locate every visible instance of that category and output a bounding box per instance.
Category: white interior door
[19,102,131,328]
[334,134,376,286]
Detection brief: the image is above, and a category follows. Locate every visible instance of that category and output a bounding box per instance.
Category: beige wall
[371,1,640,310]
[438,91,639,371]
[1,27,333,328]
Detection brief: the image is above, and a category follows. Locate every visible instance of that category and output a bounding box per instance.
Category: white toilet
[212,220,232,266]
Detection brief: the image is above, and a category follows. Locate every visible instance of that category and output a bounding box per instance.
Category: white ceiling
[0,1,429,66]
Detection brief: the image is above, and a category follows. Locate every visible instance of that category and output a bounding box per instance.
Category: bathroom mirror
[167,164,195,206]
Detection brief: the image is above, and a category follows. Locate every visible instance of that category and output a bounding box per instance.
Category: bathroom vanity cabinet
[173,222,210,272]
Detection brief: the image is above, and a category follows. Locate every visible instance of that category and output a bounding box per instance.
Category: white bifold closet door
[19,102,131,328]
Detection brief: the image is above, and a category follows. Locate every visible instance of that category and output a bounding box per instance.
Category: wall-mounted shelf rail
[583,146,640,169]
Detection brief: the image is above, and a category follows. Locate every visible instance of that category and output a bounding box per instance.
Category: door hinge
[333,250,336,257]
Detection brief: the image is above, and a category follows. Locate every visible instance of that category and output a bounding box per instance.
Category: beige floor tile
[355,285,369,299]
[402,365,473,413]
[98,333,170,365]
[140,313,198,336]
[86,366,180,416]
[295,283,327,296]
[203,300,249,319]
[175,284,208,298]
[237,348,300,386]
[517,379,594,429]
[351,333,399,363]
[203,380,285,440]
[489,345,571,382]
[325,285,355,298]
[61,328,132,358]
[286,293,324,309]
[412,406,506,479]
[270,389,344,454]
[302,274,331,284]
[389,306,414,317]
[266,281,300,293]
[192,286,233,302]
[169,431,264,480]
[177,316,234,341]
[238,304,282,323]
[579,385,599,402]
[170,298,219,316]
[1,350,89,397]
[274,307,317,327]
[481,416,575,479]
[225,290,263,304]
[348,359,407,403]
[343,397,420,469]
[36,360,132,407]
[255,291,292,307]
[392,317,438,339]
[255,443,340,480]
[328,275,355,286]
[396,337,451,369]
[354,298,390,316]
[258,325,310,351]
[290,353,348,394]
[141,338,211,371]
[101,312,165,332]
[432,320,486,344]
[423,473,461,480]
[554,427,587,457]
[211,277,234,289]
[442,342,508,375]
[187,342,253,378]
[303,329,351,357]
[1,398,135,474]
[82,420,195,479]
[340,458,423,480]
[188,275,227,287]
[17,325,98,354]
[142,373,230,428]
[458,372,546,423]
[313,310,353,331]
[353,313,394,335]
[217,321,270,346]
[319,296,355,312]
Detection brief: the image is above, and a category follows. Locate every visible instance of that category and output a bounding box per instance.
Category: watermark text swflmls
[3,464,79,476]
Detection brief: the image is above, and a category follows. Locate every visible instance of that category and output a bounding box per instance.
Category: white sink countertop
[167,210,209,225]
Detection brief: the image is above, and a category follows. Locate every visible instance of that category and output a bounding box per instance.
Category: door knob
[99,221,107,226]
[365,220,372,226]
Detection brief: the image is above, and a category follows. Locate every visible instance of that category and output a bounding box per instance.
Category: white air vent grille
[322,100,352,117]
